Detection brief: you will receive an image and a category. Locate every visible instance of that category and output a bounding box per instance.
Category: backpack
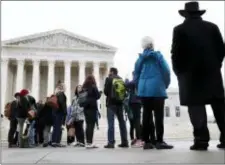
[111,78,126,102]
[4,102,12,119]
[77,91,88,107]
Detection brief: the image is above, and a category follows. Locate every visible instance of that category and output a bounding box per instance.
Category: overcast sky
[2,1,224,88]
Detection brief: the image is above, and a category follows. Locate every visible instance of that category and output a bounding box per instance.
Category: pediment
[2,29,116,51]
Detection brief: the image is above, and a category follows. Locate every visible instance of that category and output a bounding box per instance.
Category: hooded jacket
[134,49,170,98]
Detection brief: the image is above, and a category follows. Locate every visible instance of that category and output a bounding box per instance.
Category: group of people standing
[4,1,225,151]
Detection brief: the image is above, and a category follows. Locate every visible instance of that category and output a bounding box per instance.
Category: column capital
[48,60,55,65]
[79,61,86,66]
[1,58,9,64]
[64,60,72,66]
[17,59,25,65]
[32,59,41,65]
[93,61,100,66]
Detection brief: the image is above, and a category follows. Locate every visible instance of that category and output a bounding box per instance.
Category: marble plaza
[2,140,224,163]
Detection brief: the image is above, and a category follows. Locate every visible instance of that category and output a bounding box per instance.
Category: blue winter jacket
[134,49,170,98]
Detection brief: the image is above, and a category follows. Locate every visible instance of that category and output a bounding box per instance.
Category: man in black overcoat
[171,1,225,150]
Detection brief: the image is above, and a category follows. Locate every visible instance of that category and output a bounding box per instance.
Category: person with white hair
[133,36,173,150]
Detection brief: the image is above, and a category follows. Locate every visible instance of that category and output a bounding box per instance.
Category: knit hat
[14,92,20,98]
[20,89,29,97]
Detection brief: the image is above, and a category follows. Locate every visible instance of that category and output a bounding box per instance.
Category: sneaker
[86,143,98,149]
[131,139,137,146]
[71,142,77,146]
[74,142,85,147]
[104,143,115,149]
[43,143,48,148]
[78,143,85,147]
[118,143,129,148]
[51,143,66,148]
[217,143,225,149]
[51,143,57,147]
[155,142,174,150]
[143,143,154,150]
[132,140,143,148]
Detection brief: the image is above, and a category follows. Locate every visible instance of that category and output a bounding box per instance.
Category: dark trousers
[188,100,225,144]
[107,105,128,144]
[142,98,165,144]
[8,119,18,145]
[129,103,142,140]
[74,120,85,144]
[52,112,63,144]
[35,120,44,144]
[84,109,96,144]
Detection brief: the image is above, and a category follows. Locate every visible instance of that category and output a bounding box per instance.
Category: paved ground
[1,140,225,163]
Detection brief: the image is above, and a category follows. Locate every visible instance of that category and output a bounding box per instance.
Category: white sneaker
[86,143,98,149]
[132,140,144,148]
[71,142,77,146]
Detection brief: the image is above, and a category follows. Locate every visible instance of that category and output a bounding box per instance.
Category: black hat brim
[179,10,206,17]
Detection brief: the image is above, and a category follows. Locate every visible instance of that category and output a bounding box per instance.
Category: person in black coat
[171,1,225,150]
[51,84,67,147]
[35,100,45,145]
[16,89,30,148]
[38,98,53,147]
[7,92,20,148]
[82,75,101,149]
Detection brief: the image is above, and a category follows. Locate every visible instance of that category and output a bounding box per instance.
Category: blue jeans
[52,112,64,144]
[28,120,36,146]
[107,105,128,144]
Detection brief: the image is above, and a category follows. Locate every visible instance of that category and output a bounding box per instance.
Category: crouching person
[16,89,31,148]
[38,97,53,147]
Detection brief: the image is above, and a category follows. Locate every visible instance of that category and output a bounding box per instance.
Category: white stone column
[1,58,9,113]
[93,62,100,88]
[31,60,40,101]
[47,60,55,96]
[64,60,71,106]
[79,61,86,85]
[15,60,25,93]
[106,62,114,77]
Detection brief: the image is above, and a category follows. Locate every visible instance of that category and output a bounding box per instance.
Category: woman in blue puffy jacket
[134,36,173,150]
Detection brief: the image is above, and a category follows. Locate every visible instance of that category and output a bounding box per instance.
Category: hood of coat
[139,49,162,61]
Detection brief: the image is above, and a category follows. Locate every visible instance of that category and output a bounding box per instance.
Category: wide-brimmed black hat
[179,1,206,17]
[14,92,20,98]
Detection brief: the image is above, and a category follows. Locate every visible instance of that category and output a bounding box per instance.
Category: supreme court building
[1,29,116,116]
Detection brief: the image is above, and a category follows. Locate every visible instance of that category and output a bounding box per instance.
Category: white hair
[141,36,154,49]
[54,83,66,94]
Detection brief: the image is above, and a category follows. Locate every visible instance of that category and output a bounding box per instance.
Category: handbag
[47,95,59,109]
[77,91,88,107]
